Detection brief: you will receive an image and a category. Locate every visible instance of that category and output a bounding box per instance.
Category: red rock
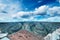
[8,30,44,40]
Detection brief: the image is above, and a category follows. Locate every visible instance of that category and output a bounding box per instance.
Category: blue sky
[0,0,60,22]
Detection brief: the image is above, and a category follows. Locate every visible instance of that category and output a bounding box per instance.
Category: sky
[0,0,60,22]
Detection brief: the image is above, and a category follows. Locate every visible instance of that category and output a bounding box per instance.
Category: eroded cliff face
[0,22,60,37]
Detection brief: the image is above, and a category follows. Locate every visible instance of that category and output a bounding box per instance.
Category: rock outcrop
[44,28,60,40]
[8,30,44,40]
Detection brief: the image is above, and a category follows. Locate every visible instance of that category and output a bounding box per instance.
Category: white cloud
[11,11,33,18]
[0,3,60,22]
[0,0,22,14]
[37,16,60,22]
[16,16,60,22]
[34,5,60,16]
[0,3,7,12]
[12,5,49,18]
[47,6,60,16]
[34,5,49,14]
[12,5,60,18]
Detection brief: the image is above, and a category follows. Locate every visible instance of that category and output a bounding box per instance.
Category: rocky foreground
[8,28,60,40]
[8,30,44,40]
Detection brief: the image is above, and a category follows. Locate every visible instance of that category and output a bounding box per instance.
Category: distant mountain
[0,22,60,37]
